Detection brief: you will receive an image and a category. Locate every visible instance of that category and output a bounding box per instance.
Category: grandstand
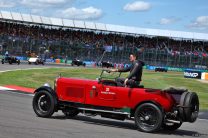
[0,11,208,69]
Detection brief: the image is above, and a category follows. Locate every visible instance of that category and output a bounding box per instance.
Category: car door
[85,82,130,108]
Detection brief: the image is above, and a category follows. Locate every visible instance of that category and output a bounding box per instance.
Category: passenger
[109,53,145,88]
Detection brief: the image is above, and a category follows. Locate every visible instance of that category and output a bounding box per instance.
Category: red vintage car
[32,70,199,133]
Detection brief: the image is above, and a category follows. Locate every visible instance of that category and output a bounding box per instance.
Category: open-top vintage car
[155,67,168,72]
[1,56,20,65]
[71,59,86,67]
[101,61,114,68]
[28,57,45,65]
[32,70,199,133]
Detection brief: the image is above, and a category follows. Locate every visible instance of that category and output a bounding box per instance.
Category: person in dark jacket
[109,53,145,87]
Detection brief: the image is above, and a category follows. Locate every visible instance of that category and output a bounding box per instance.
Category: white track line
[0,67,51,73]
[0,86,15,91]
[7,91,34,97]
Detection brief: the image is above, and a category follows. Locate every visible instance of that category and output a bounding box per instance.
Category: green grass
[0,68,207,110]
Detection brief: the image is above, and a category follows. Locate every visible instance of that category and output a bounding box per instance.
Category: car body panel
[56,77,174,111]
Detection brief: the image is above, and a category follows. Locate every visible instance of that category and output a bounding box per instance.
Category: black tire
[32,90,56,118]
[28,62,31,64]
[9,60,12,64]
[184,92,199,122]
[163,122,182,131]
[62,107,79,118]
[18,60,20,65]
[134,103,163,133]
[179,92,189,121]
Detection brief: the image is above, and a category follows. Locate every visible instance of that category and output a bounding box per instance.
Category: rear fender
[34,86,58,111]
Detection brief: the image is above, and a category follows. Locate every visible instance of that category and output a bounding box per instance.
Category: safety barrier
[201,72,208,80]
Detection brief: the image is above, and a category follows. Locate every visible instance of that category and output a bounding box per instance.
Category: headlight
[44,83,51,87]
[54,74,61,92]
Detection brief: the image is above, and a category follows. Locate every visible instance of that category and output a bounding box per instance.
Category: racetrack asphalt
[0,63,208,138]
[0,89,208,138]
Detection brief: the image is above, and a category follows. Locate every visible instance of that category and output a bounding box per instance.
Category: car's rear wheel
[33,90,56,118]
[17,60,20,65]
[162,122,182,131]
[62,107,79,118]
[134,103,163,133]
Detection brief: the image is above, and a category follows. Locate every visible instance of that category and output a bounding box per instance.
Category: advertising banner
[184,70,202,79]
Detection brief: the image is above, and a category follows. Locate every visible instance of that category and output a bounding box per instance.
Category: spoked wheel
[33,90,56,118]
[62,107,79,118]
[163,122,182,131]
[134,103,163,133]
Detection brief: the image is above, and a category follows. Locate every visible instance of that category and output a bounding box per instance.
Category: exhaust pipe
[166,119,181,124]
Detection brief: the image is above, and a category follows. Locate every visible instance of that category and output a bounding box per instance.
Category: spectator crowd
[0,20,207,68]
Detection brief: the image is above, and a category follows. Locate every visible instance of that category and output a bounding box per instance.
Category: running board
[78,107,130,115]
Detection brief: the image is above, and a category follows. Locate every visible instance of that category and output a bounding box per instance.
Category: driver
[109,53,145,88]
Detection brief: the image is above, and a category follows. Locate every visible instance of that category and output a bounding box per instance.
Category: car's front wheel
[134,103,163,133]
[33,90,56,118]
